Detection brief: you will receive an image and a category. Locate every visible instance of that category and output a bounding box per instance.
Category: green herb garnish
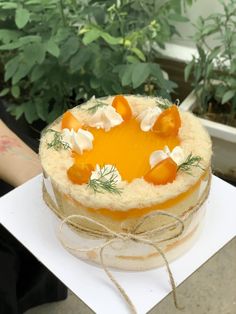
[88,165,123,194]
[46,129,70,151]
[178,153,204,174]
[86,100,108,114]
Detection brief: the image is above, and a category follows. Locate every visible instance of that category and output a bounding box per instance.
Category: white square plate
[0,175,235,314]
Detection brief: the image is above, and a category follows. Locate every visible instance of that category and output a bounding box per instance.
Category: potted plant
[181,0,236,182]
[0,0,193,134]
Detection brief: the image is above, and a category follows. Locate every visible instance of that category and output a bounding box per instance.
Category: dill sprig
[178,153,204,174]
[155,98,172,110]
[86,100,108,114]
[46,129,70,151]
[88,165,123,195]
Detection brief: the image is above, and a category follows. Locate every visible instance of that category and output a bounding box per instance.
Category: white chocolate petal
[170,146,185,165]
[88,106,123,131]
[73,129,94,154]
[149,150,168,168]
[62,128,73,146]
[138,107,162,132]
[163,145,171,155]
[90,164,122,182]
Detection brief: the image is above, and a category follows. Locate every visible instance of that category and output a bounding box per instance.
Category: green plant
[184,0,236,126]
[0,0,192,124]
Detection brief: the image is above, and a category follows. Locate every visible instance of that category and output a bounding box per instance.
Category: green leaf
[114,65,134,86]
[0,88,10,97]
[100,32,122,45]
[4,55,21,81]
[197,45,206,62]
[0,42,22,50]
[7,104,25,120]
[132,63,151,88]
[0,30,20,44]
[184,60,194,81]
[15,8,30,29]
[35,100,48,121]
[169,14,189,22]
[0,2,18,9]
[69,47,91,73]
[19,35,41,45]
[14,104,25,120]
[0,35,41,50]
[202,25,218,36]
[208,49,220,63]
[130,47,146,61]
[12,59,34,85]
[24,101,38,123]
[23,42,45,64]
[11,85,20,98]
[46,39,60,57]
[82,29,101,45]
[47,103,63,123]
[60,36,80,63]
[206,63,213,77]
[30,65,45,82]
[90,77,100,89]
[222,90,235,104]
[126,55,140,64]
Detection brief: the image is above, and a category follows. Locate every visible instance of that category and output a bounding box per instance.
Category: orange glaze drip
[73,118,180,182]
[65,170,208,221]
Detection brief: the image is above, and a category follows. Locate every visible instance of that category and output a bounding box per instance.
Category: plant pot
[180,90,236,183]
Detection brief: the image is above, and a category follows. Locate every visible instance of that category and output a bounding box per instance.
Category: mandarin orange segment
[67,163,94,184]
[153,105,181,136]
[144,157,177,185]
[61,111,81,131]
[112,95,132,120]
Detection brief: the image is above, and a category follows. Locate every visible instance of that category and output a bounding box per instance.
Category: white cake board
[0,175,235,314]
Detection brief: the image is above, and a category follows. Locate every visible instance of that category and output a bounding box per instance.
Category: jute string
[59,212,184,314]
[47,174,211,314]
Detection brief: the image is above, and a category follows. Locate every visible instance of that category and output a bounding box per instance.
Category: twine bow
[59,211,185,314]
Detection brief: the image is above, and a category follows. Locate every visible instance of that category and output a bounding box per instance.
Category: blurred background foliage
[0,0,194,124]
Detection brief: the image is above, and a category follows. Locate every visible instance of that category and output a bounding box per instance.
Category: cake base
[43,175,210,271]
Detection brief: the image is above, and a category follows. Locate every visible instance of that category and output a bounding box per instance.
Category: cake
[39,95,212,270]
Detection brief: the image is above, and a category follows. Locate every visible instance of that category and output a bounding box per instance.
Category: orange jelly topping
[153,105,181,136]
[73,118,180,182]
[67,163,94,184]
[61,111,81,131]
[144,157,178,185]
[112,95,132,120]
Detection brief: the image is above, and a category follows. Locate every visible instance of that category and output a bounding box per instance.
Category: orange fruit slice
[112,95,132,120]
[61,111,81,131]
[153,105,181,136]
[144,157,177,185]
[67,163,94,184]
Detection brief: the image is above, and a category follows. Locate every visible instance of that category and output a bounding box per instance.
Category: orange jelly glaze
[73,118,180,182]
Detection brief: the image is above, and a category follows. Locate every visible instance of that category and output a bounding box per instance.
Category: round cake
[39,95,212,270]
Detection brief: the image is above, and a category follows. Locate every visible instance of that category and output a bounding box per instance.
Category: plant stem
[59,0,66,27]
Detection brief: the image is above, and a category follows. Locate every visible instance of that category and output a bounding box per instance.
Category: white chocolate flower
[90,164,122,182]
[150,145,185,168]
[87,106,123,131]
[137,107,162,131]
[62,128,94,154]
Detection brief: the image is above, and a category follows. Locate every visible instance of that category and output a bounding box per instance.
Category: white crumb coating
[39,95,212,210]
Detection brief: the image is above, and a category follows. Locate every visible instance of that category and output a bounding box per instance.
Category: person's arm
[0,119,41,187]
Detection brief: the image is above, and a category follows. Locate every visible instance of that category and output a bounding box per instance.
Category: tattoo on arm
[0,135,39,164]
[0,135,21,153]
